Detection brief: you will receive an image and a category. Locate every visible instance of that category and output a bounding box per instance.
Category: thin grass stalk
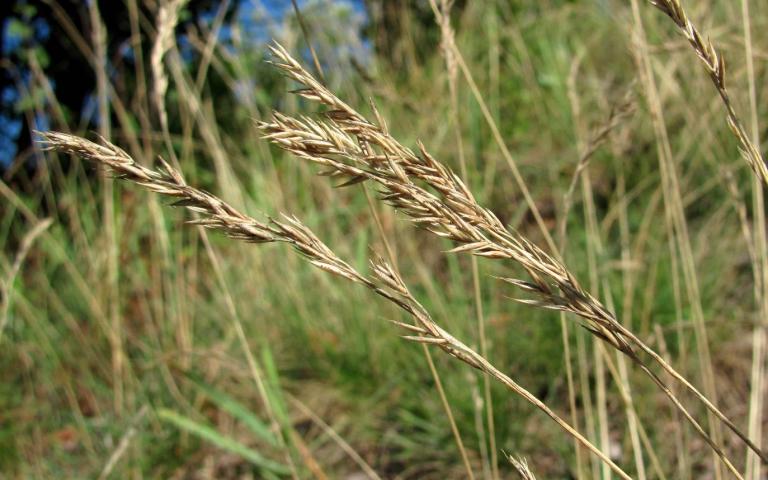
[559,311,586,479]
[290,0,325,83]
[613,144,653,480]
[0,218,53,341]
[601,343,668,479]
[429,1,494,478]
[193,0,232,93]
[125,0,152,157]
[288,396,382,480]
[87,0,123,416]
[360,189,476,480]
[508,456,537,480]
[654,159,692,478]
[468,371,492,480]
[41,131,632,480]
[147,0,213,438]
[577,324,601,480]
[149,0,190,394]
[97,406,148,480]
[435,19,559,255]
[740,1,767,478]
[152,0,196,378]
[125,0,177,359]
[0,179,108,334]
[566,58,613,480]
[151,0,186,149]
[654,324,689,479]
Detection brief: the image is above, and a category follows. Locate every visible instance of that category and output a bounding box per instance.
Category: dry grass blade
[648,0,768,185]
[288,396,382,480]
[97,405,148,480]
[40,131,632,480]
[0,217,53,341]
[508,456,537,480]
[259,42,766,475]
[564,87,636,202]
[151,0,187,116]
[429,1,497,477]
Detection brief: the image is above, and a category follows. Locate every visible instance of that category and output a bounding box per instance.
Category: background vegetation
[1,0,767,478]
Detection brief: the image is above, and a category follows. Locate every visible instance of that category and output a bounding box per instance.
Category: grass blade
[186,374,279,448]
[156,408,289,475]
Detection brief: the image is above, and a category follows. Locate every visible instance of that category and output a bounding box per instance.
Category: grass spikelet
[508,456,537,480]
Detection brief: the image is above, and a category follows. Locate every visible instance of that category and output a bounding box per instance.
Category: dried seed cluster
[650,0,768,185]
[259,42,766,477]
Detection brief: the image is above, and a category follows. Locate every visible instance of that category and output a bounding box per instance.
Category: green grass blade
[186,375,279,448]
[261,346,289,424]
[156,408,289,475]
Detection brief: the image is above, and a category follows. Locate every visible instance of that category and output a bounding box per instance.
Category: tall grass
[2,1,768,478]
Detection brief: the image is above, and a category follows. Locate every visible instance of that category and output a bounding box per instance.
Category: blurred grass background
[0,0,767,478]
